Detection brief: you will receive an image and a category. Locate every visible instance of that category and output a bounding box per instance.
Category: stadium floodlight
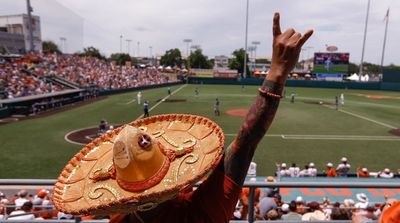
[126,39,132,55]
[120,35,123,53]
[251,41,260,72]
[26,0,35,52]
[149,46,153,65]
[190,45,201,51]
[359,0,371,80]
[137,41,140,57]
[183,39,192,59]
[243,0,249,78]
[60,37,67,53]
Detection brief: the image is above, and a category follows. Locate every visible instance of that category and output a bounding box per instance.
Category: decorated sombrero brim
[53,114,224,215]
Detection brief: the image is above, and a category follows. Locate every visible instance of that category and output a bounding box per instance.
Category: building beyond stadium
[0,14,42,53]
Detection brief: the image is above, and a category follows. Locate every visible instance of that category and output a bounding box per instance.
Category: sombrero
[53,114,224,215]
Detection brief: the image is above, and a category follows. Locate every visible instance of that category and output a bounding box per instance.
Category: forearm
[224,77,284,185]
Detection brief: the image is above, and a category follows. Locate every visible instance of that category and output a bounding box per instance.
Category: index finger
[273,12,282,37]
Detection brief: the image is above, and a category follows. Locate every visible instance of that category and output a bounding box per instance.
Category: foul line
[338,108,397,129]
[224,133,400,141]
[321,104,396,129]
[136,84,187,120]
[125,98,136,104]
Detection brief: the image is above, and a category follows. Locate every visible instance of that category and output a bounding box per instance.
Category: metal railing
[1,179,398,223]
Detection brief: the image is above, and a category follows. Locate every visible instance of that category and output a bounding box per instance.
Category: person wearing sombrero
[53,12,313,223]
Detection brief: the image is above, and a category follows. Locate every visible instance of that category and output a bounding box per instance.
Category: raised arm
[224,12,313,185]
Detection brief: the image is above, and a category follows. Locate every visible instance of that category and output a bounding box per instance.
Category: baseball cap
[296,196,303,203]
[341,157,347,162]
[309,162,315,167]
[327,163,333,167]
[308,201,320,210]
[281,203,289,212]
[281,163,287,168]
[37,189,49,198]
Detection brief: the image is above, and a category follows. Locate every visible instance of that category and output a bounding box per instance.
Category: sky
[0,0,399,65]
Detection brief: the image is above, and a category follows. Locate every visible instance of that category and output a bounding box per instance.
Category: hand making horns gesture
[267,12,314,84]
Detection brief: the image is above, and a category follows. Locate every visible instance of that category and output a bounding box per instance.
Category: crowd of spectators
[236,177,396,222]
[0,189,107,220]
[1,53,176,100]
[37,54,174,90]
[0,61,64,99]
[276,157,399,178]
[0,182,398,222]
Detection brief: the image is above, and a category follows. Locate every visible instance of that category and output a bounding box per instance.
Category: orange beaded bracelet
[258,88,282,99]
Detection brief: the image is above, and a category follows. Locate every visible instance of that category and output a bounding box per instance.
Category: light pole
[359,0,371,80]
[247,46,256,72]
[183,39,192,69]
[304,46,314,60]
[243,0,250,78]
[149,46,153,65]
[251,41,260,72]
[59,37,66,53]
[126,39,132,55]
[119,35,123,53]
[137,41,140,57]
[183,39,192,59]
[26,0,34,52]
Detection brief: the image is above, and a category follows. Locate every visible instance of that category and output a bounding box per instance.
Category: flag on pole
[383,8,390,22]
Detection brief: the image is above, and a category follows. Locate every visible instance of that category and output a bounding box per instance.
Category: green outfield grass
[0,84,399,178]
[313,64,349,74]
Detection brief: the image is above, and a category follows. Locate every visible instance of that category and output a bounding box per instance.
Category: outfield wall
[188,77,400,91]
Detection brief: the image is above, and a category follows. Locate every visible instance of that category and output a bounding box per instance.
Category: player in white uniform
[309,162,318,177]
[288,163,300,177]
[137,91,142,105]
[279,163,291,177]
[336,157,351,177]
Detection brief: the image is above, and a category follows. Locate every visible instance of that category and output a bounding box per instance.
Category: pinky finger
[297,29,314,47]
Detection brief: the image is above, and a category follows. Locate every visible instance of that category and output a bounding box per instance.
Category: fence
[1,179,397,223]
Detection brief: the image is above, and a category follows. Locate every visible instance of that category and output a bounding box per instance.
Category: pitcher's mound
[226,108,248,117]
[389,128,400,137]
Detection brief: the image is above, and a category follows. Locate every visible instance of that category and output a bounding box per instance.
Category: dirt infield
[350,93,400,100]
[65,125,121,145]
[226,108,248,117]
[389,128,400,137]
[0,96,107,126]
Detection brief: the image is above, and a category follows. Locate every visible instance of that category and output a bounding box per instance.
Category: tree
[189,49,212,69]
[348,62,359,74]
[42,40,61,54]
[160,48,183,67]
[228,48,249,76]
[110,53,132,65]
[75,46,105,60]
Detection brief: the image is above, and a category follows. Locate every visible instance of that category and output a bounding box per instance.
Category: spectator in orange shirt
[357,167,370,178]
[241,178,261,205]
[325,163,337,177]
[240,178,261,219]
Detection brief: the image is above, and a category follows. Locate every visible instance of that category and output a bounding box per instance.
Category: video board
[313,53,349,74]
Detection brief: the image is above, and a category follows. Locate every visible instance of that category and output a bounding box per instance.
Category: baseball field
[0,84,399,179]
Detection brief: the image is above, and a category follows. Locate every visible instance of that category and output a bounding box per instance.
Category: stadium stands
[1,180,397,222]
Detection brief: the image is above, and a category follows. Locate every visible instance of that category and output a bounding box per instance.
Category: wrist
[266,67,289,85]
[260,79,284,94]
